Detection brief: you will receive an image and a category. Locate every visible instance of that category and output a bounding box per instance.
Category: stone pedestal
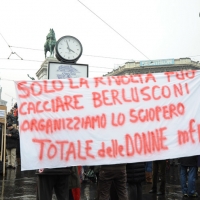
[36,57,59,80]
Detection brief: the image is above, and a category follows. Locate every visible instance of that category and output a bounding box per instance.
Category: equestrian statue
[44,29,56,58]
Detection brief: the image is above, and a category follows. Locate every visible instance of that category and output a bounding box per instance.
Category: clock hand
[68,47,78,54]
[69,48,76,53]
[66,41,77,54]
[66,41,70,48]
[66,41,71,52]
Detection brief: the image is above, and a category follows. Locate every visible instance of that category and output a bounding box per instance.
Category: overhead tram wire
[0,57,114,69]
[187,55,200,58]
[1,54,199,72]
[4,46,200,63]
[0,57,113,72]
[9,46,43,51]
[7,46,200,60]
[0,32,13,52]
[82,54,130,61]
[0,67,36,70]
[0,67,106,73]
[9,45,131,61]
[76,0,151,61]
[0,57,42,62]
[0,33,23,60]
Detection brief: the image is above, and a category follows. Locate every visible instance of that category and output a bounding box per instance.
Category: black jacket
[180,156,198,167]
[7,114,15,124]
[6,127,19,149]
[126,162,145,183]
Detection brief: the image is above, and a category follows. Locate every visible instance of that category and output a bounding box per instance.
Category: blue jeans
[145,162,152,172]
[180,165,197,195]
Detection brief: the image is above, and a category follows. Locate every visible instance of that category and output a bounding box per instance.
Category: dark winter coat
[6,114,15,124]
[69,166,81,189]
[126,162,145,183]
[6,127,19,149]
[180,156,198,167]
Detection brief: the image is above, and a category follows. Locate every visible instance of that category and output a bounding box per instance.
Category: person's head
[7,123,13,130]
[14,103,18,109]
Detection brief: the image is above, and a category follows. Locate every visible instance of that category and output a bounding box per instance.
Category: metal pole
[0,126,3,161]
[0,106,6,176]
[3,120,6,176]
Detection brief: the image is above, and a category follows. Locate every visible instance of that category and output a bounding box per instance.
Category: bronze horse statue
[44,29,56,58]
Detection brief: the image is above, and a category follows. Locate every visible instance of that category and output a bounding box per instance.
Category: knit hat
[7,123,13,127]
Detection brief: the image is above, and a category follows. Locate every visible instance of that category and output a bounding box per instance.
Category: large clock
[55,35,83,63]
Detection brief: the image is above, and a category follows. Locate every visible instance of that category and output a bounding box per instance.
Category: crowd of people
[35,158,200,200]
[3,102,200,199]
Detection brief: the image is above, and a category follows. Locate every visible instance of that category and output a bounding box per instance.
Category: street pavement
[0,164,200,199]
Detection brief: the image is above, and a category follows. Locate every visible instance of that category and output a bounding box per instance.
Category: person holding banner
[16,125,20,166]
[6,123,19,169]
[149,160,166,195]
[145,162,152,184]
[69,166,81,200]
[98,164,128,200]
[36,167,72,200]
[179,156,198,198]
[126,162,145,200]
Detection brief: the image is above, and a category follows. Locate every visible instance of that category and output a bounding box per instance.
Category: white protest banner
[15,70,200,171]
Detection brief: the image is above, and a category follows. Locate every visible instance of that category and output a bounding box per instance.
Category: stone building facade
[103,58,200,76]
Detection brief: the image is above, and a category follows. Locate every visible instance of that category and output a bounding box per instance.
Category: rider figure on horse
[44,29,56,58]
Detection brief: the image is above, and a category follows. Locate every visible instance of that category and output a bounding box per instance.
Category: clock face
[56,36,82,62]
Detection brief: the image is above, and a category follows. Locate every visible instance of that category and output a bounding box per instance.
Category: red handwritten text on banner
[15,70,200,170]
